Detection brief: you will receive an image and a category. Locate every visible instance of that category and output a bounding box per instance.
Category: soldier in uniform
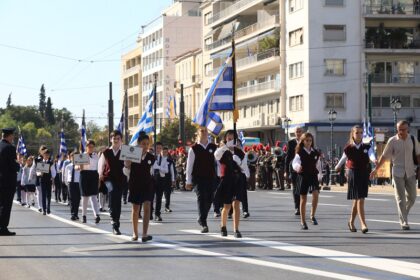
[246,145,257,191]
[175,148,187,191]
[273,141,286,190]
[256,144,266,189]
[263,145,274,190]
[0,128,20,236]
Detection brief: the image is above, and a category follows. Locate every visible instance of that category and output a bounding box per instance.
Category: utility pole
[179,83,185,148]
[108,82,114,144]
[124,89,129,144]
[280,0,287,119]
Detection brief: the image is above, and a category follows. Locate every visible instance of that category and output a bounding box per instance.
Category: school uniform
[16,164,25,204]
[80,153,100,219]
[21,165,36,207]
[292,147,322,195]
[60,159,71,203]
[30,155,44,210]
[286,138,301,212]
[124,153,155,204]
[32,159,56,214]
[64,163,80,219]
[153,155,175,217]
[53,162,62,202]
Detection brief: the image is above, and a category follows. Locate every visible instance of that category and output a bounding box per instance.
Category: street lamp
[328,108,337,186]
[390,97,402,134]
[283,117,291,143]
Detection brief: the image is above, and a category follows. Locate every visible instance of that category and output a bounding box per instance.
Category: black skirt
[294,173,320,195]
[347,169,369,200]
[25,184,36,192]
[215,172,246,204]
[79,170,99,196]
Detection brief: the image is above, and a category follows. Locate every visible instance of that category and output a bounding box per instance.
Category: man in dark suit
[0,128,20,236]
[284,126,304,216]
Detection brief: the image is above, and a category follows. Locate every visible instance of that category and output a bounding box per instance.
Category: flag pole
[124,89,129,145]
[153,72,158,154]
[231,24,238,144]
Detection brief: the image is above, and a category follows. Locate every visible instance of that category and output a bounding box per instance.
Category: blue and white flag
[193,52,235,136]
[59,129,67,157]
[80,110,87,153]
[238,130,245,147]
[362,119,373,144]
[129,89,154,145]
[17,135,27,157]
[116,112,124,133]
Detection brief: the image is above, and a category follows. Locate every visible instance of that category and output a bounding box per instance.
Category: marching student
[16,156,26,206]
[64,153,81,221]
[98,130,127,235]
[123,132,155,242]
[335,125,376,234]
[185,126,218,233]
[21,156,36,208]
[214,130,249,238]
[292,132,322,230]
[79,140,100,224]
[31,149,56,215]
[60,152,72,205]
[53,155,63,203]
[31,146,47,212]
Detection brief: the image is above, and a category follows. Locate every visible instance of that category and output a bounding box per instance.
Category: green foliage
[39,84,46,117]
[36,128,52,139]
[6,93,12,108]
[21,122,37,140]
[0,112,17,129]
[157,117,197,148]
[45,97,55,125]
[258,29,279,51]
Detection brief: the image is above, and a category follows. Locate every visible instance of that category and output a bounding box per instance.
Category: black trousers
[69,182,80,217]
[155,178,171,216]
[16,181,22,201]
[291,172,300,210]
[62,181,69,202]
[41,181,52,212]
[194,177,216,227]
[109,184,123,228]
[0,186,15,230]
[54,175,62,201]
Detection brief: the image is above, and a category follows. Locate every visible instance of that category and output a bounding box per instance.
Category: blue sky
[0,0,172,127]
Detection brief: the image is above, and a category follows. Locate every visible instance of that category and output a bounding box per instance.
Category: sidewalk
[325,183,420,194]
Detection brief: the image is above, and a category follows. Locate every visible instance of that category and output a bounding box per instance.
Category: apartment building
[201,0,281,144]
[121,41,142,135]
[140,0,202,131]
[173,48,203,120]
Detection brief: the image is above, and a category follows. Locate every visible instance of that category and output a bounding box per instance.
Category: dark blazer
[285,138,298,174]
[0,139,20,188]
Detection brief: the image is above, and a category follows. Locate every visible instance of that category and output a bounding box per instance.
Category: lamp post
[390,97,402,134]
[283,117,291,143]
[328,108,337,186]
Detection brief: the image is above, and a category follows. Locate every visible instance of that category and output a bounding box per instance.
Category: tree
[6,93,12,108]
[21,122,37,140]
[39,84,46,117]
[45,97,55,125]
[0,112,17,129]
[157,117,197,147]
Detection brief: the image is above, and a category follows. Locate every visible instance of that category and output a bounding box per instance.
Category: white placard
[120,145,142,163]
[74,153,90,165]
[36,162,50,173]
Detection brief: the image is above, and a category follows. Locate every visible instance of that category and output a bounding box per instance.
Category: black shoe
[311,216,318,225]
[43,211,46,216]
[131,236,138,241]
[242,212,250,218]
[361,227,369,234]
[38,208,42,213]
[214,212,221,218]
[99,207,103,212]
[0,229,16,236]
[228,214,232,219]
[348,222,357,232]
[95,215,100,224]
[21,203,27,207]
[113,227,121,235]
[139,215,142,219]
[294,209,300,216]
[141,235,153,242]
[234,230,242,238]
[301,222,308,230]
[70,216,77,221]
[201,226,209,233]
[164,208,172,213]
[123,200,127,205]
[47,209,51,215]
[402,225,410,230]
[221,226,227,237]
[82,216,87,223]
[76,216,80,220]
[154,216,162,222]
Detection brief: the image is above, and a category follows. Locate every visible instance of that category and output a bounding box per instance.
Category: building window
[323,25,346,41]
[134,94,139,107]
[204,63,212,76]
[289,95,303,112]
[325,93,345,108]
[205,37,212,47]
[289,28,303,47]
[413,97,420,107]
[372,96,410,108]
[325,0,344,6]
[289,0,303,12]
[324,59,345,76]
[204,12,212,25]
[289,62,304,79]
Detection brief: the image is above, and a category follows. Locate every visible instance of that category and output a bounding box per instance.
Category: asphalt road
[1,189,420,280]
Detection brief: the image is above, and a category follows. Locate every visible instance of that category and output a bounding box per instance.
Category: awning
[216,19,237,41]
[204,25,222,38]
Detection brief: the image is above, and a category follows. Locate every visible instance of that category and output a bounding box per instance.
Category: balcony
[237,80,280,101]
[371,73,420,85]
[365,27,420,53]
[205,16,279,51]
[208,0,261,26]
[364,3,420,17]
[236,48,280,70]
[224,113,266,130]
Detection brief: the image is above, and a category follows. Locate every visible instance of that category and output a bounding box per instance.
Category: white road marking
[367,219,420,226]
[182,229,420,279]
[365,198,390,202]
[318,203,348,207]
[13,201,369,280]
[267,192,335,198]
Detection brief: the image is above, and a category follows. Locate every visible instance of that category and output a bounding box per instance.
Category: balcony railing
[236,48,280,68]
[364,4,420,15]
[205,16,279,51]
[371,73,419,84]
[366,39,420,49]
[207,0,260,25]
[237,80,280,99]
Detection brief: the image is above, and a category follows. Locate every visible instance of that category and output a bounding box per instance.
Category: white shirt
[214,146,250,178]
[81,153,99,171]
[98,146,121,178]
[186,141,213,185]
[31,160,56,179]
[292,147,322,179]
[21,166,36,186]
[64,163,80,184]
[335,142,376,170]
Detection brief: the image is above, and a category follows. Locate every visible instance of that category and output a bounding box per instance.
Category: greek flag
[362,119,373,144]
[59,129,67,157]
[193,52,235,136]
[116,112,124,133]
[17,135,27,156]
[80,110,87,153]
[238,130,245,147]
[129,89,154,145]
